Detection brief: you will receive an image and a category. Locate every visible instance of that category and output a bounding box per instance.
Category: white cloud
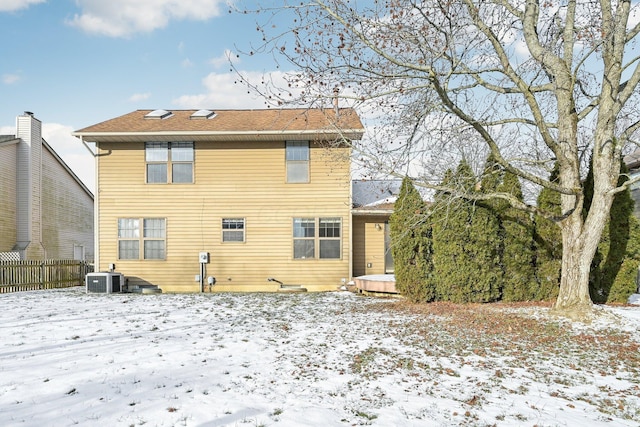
[181,58,193,68]
[2,73,21,84]
[0,0,45,12]
[209,50,235,69]
[0,125,14,134]
[172,70,301,109]
[129,92,151,102]
[66,0,227,38]
[42,123,95,193]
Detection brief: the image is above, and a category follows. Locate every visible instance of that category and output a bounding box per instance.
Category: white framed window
[118,218,166,260]
[143,218,166,259]
[286,141,309,183]
[118,218,140,260]
[146,142,194,184]
[222,218,245,243]
[293,218,315,258]
[293,217,342,259]
[319,217,342,259]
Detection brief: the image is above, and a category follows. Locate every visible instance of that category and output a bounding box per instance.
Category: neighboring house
[351,179,401,277]
[73,108,364,292]
[0,112,94,261]
[624,149,640,218]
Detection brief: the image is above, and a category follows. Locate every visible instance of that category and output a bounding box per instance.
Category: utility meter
[199,252,210,264]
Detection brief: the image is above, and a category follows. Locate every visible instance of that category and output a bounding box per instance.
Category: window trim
[292,217,342,260]
[145,141,194,184]
[117,217,166,260]
[318,217,342,259]
[293,217,315,259]
[285,140,310,184]
[222,218,246,243]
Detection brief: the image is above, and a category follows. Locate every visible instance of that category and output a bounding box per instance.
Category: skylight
[190,109,216,120]
[145,109,173,119]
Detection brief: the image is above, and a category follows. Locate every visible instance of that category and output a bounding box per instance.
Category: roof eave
[351,208,394,216]
[0,137,20,147]
[72,129,364,143]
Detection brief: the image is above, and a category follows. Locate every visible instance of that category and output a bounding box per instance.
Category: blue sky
[0,0,292,192]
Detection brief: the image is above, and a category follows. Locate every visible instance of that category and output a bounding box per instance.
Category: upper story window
[146,142,194,184]
[286,141,309,183]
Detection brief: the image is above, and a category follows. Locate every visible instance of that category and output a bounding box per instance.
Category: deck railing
[0,260,93,293]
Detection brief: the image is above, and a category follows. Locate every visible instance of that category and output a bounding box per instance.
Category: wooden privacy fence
[0,260,94,294]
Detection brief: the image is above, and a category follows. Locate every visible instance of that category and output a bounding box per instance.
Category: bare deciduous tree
[236,0,640,319]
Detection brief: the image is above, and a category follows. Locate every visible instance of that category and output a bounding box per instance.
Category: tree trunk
[554,181,614,321]
[554,219,595,320]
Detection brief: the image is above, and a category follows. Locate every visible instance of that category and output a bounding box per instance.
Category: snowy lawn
[0,288,639,427]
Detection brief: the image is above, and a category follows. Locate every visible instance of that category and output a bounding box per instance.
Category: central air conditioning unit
[86,272,124,294]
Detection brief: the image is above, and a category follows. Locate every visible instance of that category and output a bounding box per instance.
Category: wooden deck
[353,274,397,294]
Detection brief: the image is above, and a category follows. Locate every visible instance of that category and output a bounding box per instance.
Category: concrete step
[127,284,162,294]
[278,284,307,293]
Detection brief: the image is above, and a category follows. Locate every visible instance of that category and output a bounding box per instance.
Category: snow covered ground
[0,288,639,427]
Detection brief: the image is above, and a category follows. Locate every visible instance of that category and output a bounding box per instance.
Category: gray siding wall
[0,144,17,252]
[4,113,94,260]
[41,146,94,260]
[630,176,640,219]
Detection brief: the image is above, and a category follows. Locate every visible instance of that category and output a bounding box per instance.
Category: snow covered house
[73,108,364,292]
[0,112,94,261]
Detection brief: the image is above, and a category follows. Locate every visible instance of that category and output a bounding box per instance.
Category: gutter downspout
[80,135,97,157]
[38,134,46,260]
[78,135,99,270]
[348,160,353,287]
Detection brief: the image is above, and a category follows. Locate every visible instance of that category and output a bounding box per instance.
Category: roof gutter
[71,129,365,141]
[0,137,20,147]
[351,209,394,216]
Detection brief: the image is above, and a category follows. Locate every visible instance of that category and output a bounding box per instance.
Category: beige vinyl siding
[352,215,388,277]
[41,146,94,260]
[352,216,366,277]
[0,144,17,252]
[97,140,351,292]
[352,216,367,277]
